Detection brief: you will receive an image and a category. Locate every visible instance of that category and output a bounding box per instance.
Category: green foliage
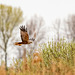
[42,39,75,68]
[8,40,74,75]
[0,4,23,36]
[0,39,74,75]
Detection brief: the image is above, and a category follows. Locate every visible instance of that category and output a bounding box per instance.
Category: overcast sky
[0,0,75,43]
[1,0,75,26]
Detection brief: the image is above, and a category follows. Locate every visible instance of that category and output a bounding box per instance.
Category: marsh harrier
[15,25,35,46]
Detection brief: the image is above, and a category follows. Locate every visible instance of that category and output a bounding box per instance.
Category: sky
[0,0,75,66]
[1,0,75,26]
[1,0,75,39]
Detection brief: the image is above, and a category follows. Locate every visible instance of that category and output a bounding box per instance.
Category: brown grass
[0,58,74,75]
[0,49,74,75]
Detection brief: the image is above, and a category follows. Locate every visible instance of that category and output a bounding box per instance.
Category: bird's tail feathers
[14,42,22,46]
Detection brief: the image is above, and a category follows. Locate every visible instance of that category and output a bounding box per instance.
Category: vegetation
[0,40,74,75]
[0,4,23,70]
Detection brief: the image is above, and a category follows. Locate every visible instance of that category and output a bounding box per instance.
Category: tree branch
[0,44,4,50]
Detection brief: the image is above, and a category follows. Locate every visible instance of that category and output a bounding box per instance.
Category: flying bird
[15,25,35,46]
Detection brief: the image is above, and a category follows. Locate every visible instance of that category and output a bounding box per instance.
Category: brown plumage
[15,25,35,46]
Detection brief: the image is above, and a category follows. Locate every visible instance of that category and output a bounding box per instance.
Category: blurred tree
[26,15,46,55]
[65,15,75,41]
[17,15,46,58]
[53,19,61,41]
[0,4,23,70]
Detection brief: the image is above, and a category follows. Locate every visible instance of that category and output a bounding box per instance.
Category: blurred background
[0,0,75,73]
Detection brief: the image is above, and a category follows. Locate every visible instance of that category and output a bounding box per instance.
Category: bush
[0,39,75,75]
[42,39,75,68]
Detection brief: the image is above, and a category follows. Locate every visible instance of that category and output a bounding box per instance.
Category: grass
[0,39,75,75]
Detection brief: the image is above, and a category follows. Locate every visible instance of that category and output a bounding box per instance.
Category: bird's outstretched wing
[20,25,29,42]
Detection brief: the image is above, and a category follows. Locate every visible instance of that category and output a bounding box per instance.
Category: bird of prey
[15,25,35,46]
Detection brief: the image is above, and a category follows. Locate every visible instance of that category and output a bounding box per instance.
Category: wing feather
[20,26,29,42]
